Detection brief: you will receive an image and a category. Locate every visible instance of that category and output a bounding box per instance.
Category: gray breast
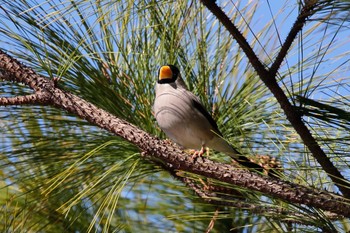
[154,84,214,149]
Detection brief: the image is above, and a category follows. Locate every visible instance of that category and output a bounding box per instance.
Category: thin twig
[205,208,219,233]
[200,0,267,76]
[269,1,318,76]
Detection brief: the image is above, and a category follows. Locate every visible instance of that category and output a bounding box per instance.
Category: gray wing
[191,98,223,137]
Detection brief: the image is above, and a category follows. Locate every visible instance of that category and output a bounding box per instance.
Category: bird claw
[189,147,206,159]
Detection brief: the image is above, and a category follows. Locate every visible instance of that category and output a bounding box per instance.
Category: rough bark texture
[1,50,350,217]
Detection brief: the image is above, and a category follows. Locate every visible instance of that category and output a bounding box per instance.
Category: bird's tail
[235,154,264,173]
[226,145,265,173]
[209,135,267,174]
[228,146,281,178]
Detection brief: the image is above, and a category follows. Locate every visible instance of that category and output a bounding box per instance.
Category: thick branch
[0,50,350,217]
[181,177,343,226]
[0,51,54,91]
[199,0,350,198]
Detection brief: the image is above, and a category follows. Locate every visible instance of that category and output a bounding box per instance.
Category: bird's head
[157,65,180,84]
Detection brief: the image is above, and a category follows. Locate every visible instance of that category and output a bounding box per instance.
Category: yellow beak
[159,66,173,80]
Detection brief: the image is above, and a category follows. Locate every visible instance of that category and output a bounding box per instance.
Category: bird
[153,65,263,172]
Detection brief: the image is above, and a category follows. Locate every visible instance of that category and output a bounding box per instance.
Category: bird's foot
[164,139,174,145]
[188,147,206,159]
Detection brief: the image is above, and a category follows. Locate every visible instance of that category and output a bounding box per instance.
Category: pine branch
[1,49,350,217]
[147,156,345,227]
[199,0,350,198]
[181,176,343,227]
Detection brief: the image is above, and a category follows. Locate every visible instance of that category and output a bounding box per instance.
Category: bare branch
[199,0,350,198]
[199,0,267,76]
[269,0,319,76]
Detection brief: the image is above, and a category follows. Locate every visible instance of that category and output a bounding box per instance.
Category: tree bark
[1,50,350,217]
